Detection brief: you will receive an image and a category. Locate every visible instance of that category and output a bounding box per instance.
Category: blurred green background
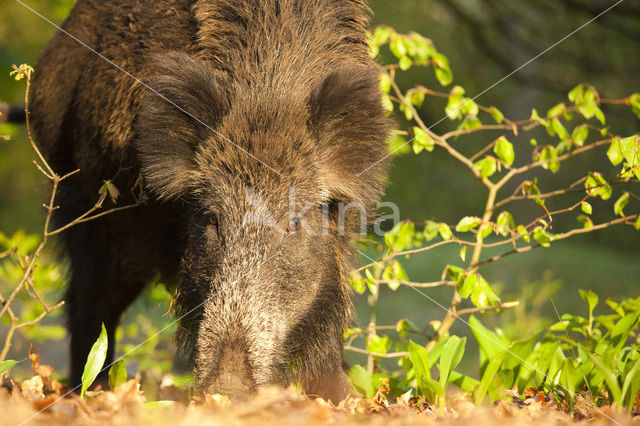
[0,0,638,380]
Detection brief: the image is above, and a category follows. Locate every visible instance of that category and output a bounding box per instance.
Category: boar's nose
[206,345,255,399]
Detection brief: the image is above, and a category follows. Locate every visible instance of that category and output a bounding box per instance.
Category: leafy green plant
[0,66,142,365]
[470,292,640,412]
[346,25,639,411]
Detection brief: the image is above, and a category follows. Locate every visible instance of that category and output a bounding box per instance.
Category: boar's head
[135,53,390,399]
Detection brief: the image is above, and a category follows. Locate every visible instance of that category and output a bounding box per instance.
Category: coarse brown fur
[30,0,391,402]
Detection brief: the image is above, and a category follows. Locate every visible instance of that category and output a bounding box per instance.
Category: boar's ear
[135,52,230,200]
[307,66,392,207]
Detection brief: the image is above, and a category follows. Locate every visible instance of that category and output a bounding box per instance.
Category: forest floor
[2,353,639,426]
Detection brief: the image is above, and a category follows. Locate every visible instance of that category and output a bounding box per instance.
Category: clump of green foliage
[345,26,640,411]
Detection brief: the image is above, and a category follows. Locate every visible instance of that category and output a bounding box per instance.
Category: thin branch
[375,279,455,289]
[14,301,65,330]
[23,71,55,178]
[344,346,409,359]
[456,301,520,316]
[47,200,142,236]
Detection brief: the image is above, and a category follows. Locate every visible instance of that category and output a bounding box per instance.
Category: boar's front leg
[298,335,351,403]
[63,217,146,389]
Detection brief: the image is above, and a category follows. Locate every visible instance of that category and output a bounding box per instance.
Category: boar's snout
[204,344,255,398]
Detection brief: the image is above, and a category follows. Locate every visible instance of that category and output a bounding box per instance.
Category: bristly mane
[138,0,392,209]
[192,0,372,90]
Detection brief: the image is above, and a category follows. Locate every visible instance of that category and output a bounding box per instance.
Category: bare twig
[0,66,143,361]
[455,300,520,316]
[344,345,410,359]
[375,279,455,288]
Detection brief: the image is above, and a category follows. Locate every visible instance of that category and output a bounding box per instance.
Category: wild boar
[30,0,391,402]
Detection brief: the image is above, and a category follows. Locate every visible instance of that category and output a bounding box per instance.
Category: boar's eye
[285,218,301,235]
[208,213,218,227]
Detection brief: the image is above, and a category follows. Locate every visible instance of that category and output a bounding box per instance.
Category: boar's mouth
[201,337,256,398]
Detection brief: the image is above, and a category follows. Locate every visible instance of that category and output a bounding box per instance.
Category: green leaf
[423,220,440,241]
[0,359,23,375]
[489,107,504,124]
[584,173,612,200]
[635,216,640,231]
[470,275,500,308]
[433,53,452,86]
[533,227,553,247]
[474,351,505,404]
[568,84,584,103]
[455,216,481,232]
[579,289,599,317]
[496,211,515,236]
[459,115,481,130]
[475,224,492,243]
[546,103,566,118]
[629,93,640,119]
[381,94,393,114]
[445,86,465,119]
[398,56,412,71]
[589,352,623,407]
[517,225,530,243]
[474,156,498,179]
[108,359,127,390]
[530,109,547,125]
[611,312,640,353]
[537,146,560,173]
[622,354,640,412]
[412,35,434,62]
[577,215,593,229]
[349,365,374,398]
[389,36,407,59]
[457,273,477,299]
[594,106,606,124]
[382,260,408,291]
[572,124,589,147]
[386,134,410,155]
[438,223,452,241]
[619,136,639,166]
[409,341,430,381]
[409,341,444,403]
[493,136,515,167]
[445,265,464,281]
[607,137,624,166]
[349,271,366,295]
[614,193,629,216]
[560,359,581,408]
[459,246,467,262]
[469,316,511,363]
[81,323,109,398]
[550,118,569,140]
[437,336,466,389]
[379,73,391,93]
[396,318,419,338]
[365,269,377,295]
[434,67,453,87]
[449,370,480,393]
[579,289,598,334]
[373,26,393,45]
[99,180,120,203]
[581,201,592,215]
[367,334,391,355]
[412,127,435,153]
